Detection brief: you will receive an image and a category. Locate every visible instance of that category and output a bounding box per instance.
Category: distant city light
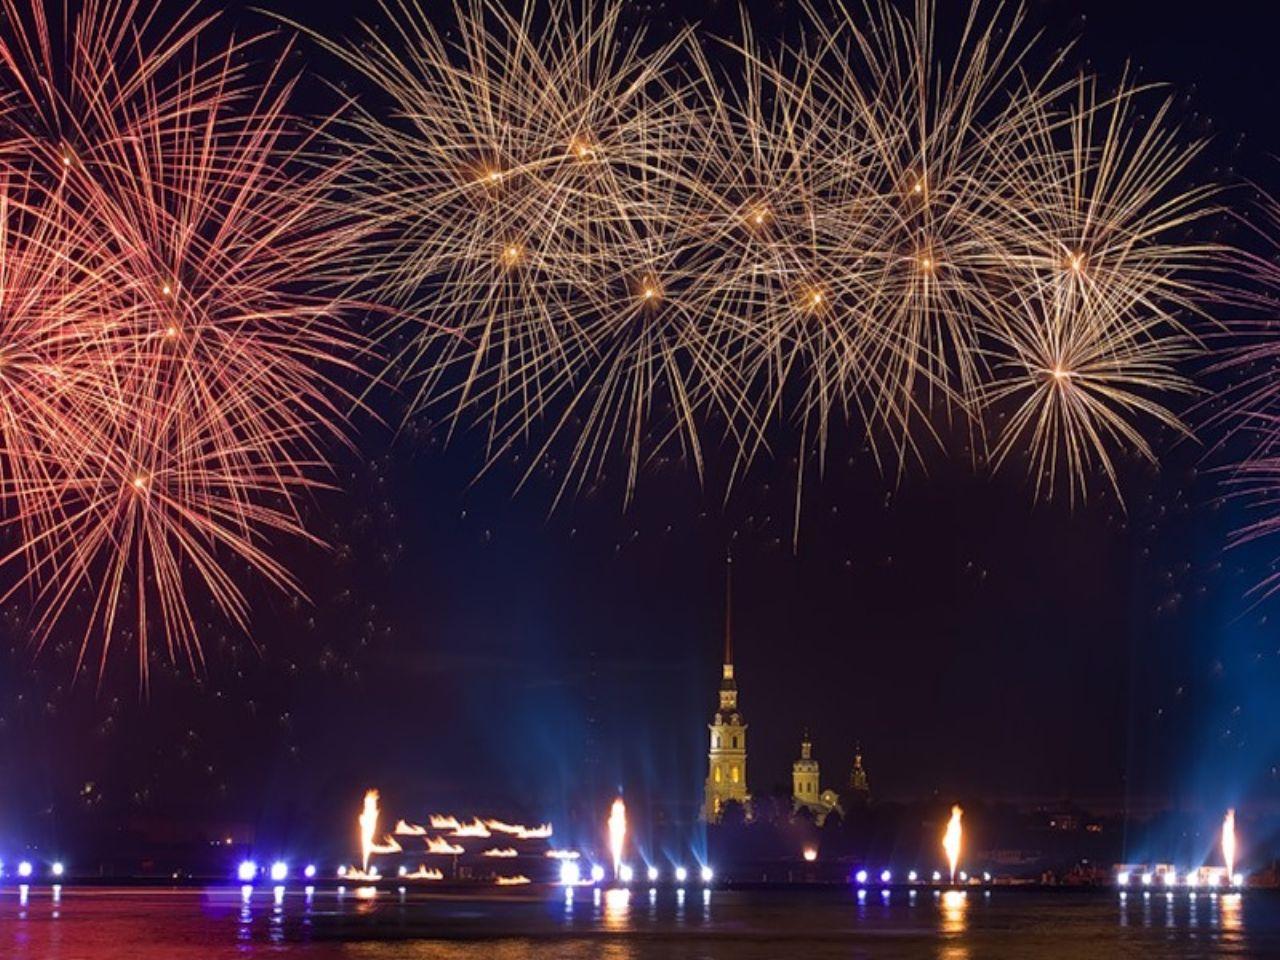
[880,870,892,884]
[398,865,408,878]
[958,871,968,882]
[1233,873,1244,888]
[304,865,317,880]
[982,872,992,883]
[1186,873,1198,888]
[337,865,348,878]
[647,866,659,882]
[17,861,34,879]
[559,861,581,885]
[590,864,606,883]
[1117,871,1130,887]
[700,866,714,883]
[1164,869,1177,887]
[674,866,688,883]
[803,847,818,863]
[931,870,942,883]
[907,870,918,883]
[1141,873,1153,887]
[855,869,868,885]
[619,864,634,884]
[270,862,288,882]
[51,862,65,878]
[237,861,257,882]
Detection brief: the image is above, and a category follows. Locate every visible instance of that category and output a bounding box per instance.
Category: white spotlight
[700,866,714,883]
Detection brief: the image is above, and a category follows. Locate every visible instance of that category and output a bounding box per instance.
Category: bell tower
[704,551,749,822]
[792,732,820,808]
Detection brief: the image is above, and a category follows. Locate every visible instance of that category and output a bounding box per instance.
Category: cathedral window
[714,767,722,783]
[731,765,739,783]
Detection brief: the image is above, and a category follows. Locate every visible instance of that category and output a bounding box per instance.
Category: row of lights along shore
[1116,869,1244,890]
[0,860,64,881]
[557,862,715,886]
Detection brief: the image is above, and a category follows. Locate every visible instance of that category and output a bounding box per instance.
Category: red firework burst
[0,0,371,682]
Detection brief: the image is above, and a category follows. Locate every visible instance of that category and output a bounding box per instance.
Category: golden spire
[723,546,733,673]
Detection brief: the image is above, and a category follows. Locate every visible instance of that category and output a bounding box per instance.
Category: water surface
[0,884,1272,958]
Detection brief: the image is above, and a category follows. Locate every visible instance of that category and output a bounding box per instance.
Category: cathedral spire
[723,547,733,670]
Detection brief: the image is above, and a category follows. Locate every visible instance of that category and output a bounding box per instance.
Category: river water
[0,884,1273,958]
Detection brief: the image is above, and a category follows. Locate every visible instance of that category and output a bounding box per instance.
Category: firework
[322,0,1216,512]
[980,78,1218,500]
[0,1,370,680]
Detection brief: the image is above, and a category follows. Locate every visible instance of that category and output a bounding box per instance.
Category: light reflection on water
[0,885,1276,959]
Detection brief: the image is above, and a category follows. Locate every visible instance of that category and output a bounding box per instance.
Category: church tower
[849,743,871,800]
[704,552,749,822]
[792,733,820,807]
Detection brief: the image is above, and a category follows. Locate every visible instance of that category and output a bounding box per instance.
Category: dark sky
[3,0,1280,863]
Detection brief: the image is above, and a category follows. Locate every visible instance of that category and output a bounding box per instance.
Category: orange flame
[425,835,465,855]
[495,875,531,885]
[394,819,427,836]
[1223,809,1237,879]
[608,797,627,878]
[404,866,444,880]
[482,847,519,858]
[943,805,963,883]
[359,790,401,872]
[451,817,492,838]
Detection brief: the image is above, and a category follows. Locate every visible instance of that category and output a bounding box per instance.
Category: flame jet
[608,797,627,879]
[1223,809,1237,880]
[943,806,963,884]
[359,790,402,872]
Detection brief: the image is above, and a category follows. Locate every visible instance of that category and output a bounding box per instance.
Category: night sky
[2,0,1280,863]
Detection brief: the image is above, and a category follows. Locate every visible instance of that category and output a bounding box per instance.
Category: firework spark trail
[0,1,372,681]
[321,0,1218,516]
[0,0,1230,678]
